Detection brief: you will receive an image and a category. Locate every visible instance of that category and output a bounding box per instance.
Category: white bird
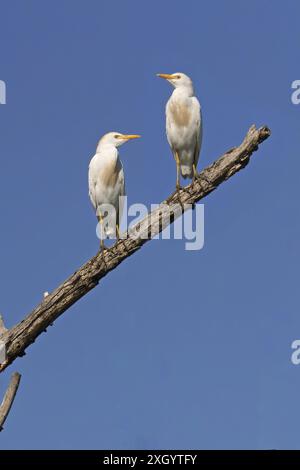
[157,72,202,191]
[88,132,140,250]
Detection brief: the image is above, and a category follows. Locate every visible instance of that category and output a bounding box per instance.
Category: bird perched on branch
[157,72,202,192]
[88,132,140,250]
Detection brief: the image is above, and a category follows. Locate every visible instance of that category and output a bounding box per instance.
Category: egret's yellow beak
[120,134,141,140]
[157,73,175,80]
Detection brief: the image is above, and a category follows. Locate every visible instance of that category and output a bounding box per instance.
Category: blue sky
[0,0,299,450]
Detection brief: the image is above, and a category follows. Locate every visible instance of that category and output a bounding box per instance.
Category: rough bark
[0,125,271,373]
[0,315,8,335]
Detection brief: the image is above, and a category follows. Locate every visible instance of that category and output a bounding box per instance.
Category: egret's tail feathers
[181,165,193,179]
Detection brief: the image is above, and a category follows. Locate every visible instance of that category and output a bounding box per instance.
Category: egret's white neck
[173,83,194,98]
[96,142,117,154]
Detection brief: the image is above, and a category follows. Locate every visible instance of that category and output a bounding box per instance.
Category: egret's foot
[99,240,109,255]
[99,239,108,251]
[99,243,109,268]
[166,189,179,203]
[166,186,182,204]
[122,239,129,254]
[193,166,211,189]
[181,181,193,196]
[192,173,200,184]
[194,176,208,191]
[201,173,211,186]
[175,185,185,211]
[116,224,129,254]
[117,235,129,254]
[167,184,189,205]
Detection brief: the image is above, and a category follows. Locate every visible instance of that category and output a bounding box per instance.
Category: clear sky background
[0,0,299,450]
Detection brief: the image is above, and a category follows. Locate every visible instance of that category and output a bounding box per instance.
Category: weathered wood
[0,315,8,336]
[0,372,21,431]
[0,125,271,373]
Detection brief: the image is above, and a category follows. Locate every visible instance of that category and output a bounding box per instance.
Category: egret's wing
[88,157,98,210]
[165,99,174,154]
[116,164,125,225]
[193,101,202,168]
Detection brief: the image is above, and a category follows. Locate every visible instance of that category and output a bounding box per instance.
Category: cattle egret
[88,132,140,250]
[157,72,202,191]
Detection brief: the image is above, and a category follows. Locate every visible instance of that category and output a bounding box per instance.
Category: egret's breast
[100,158,121,188]
[168,100,191,127]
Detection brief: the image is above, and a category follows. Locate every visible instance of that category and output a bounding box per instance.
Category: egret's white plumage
[88,132,140,246]
[157,72,202,187]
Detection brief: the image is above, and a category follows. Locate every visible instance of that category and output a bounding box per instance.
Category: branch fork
[0,315,21,431]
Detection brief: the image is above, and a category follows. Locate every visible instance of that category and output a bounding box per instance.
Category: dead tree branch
[0,125,271,373]
[0,315,8,336]
[0,372,21,431]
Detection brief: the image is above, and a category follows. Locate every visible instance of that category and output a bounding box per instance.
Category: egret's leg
[175,152,181,191]
[193,163,210,187]
[172,152,187,210]
[98,214,108,253]
[192,164,198,182]
[166,152,189,205]
[116,223,129,253]
[97,215,109,269]
[100,237,105,251]
[174,151,192,194]
[116,223,120,240]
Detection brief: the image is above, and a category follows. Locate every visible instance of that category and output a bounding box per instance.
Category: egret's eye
[176,75,181,79]
[114,134,120,139]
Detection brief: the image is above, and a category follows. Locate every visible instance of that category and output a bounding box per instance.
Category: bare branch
[0,125,271,372]
[0,315,8,336]
[0,372,21,431]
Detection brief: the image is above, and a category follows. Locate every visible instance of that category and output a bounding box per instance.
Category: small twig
[0,372,21,431]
